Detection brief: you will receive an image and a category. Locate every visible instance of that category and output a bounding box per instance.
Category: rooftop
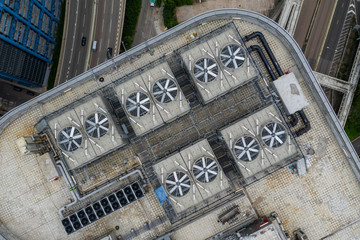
[0,9,360,240]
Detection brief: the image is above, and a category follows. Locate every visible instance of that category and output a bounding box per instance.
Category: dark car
[107,47,112,59]
[13,86,22,92]
[26,90,35,96]
[81,37,86,46]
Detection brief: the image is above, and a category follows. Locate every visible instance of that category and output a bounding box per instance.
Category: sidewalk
[176,0,275,23]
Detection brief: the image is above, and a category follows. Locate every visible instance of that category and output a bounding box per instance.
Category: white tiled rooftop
[0,9,359,240]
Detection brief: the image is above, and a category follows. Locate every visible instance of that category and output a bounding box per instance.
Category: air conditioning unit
[142,62,190,123]
[69,213,82,231]
[61,181,145,234]
[108,194,121,210]
[62,217,74,234]
[58,126,83,152]
[165,171,192,198]
[220,105,299,181]
[84,112,110,139]
[114,75,164,136]
[153,139,229,214]
[48,95,125,169]
[180,25,258,104]
[85,206,97,222]
[77,210,90,227]
[92,202,105,219]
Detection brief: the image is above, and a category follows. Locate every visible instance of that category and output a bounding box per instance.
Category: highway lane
[303,0,337,69]
[316,0,351,75]
[132,0,156,47]
[57,0,94,85]
[293,0,318,51]
[90,0,124,68]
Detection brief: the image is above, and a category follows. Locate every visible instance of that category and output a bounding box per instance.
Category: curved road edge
[54,0,70,87]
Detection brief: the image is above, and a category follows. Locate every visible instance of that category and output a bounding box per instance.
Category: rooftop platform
[0,9,360,240]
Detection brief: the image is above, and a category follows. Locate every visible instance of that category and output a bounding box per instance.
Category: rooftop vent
[85,113,109,138]
[166,171,191,197]
[234,136,260,161]
[192,157,218,183]
[261,122,286,148]
[153,78,178,103]
[220,44,245,69]
[126,92,150,117]
[194,58,218,83]
[58,126,82,152]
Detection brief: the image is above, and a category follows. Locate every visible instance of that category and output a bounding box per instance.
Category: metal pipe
[245,34,309,132]
[56,160,144,218]
[248,45,277,80]
[288,113,299,127]
[293,110,311,137]
[57,164,78,219]
[244,31,284,76]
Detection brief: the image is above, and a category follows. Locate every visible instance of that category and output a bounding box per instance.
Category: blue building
[0,0,62,88]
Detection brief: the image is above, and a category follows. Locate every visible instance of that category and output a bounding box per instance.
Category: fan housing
[233,136,260,161]
[153,78,178,103]
[193,58,219,83]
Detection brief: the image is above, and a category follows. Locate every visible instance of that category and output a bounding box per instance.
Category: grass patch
[47,1,66,90]
[342,17,360,140]
[337,17,359,81]
[163,0,193,29]
[156,0,162,7]
[120,0,142,52]
[345,84,360,140]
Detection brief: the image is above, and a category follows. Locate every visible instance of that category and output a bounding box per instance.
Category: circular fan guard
[58,126,82,152]
[126,92,150,117]
[234,136,260,162]
[261,122,286,148]
[192,157,218,183]
[153,78,178,103]
[165,171,191,197]
[220,44,245,69]
[85,112,109,138]
[194,58,218,83]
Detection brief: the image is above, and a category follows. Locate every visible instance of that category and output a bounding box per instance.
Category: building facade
[0,0,62,87]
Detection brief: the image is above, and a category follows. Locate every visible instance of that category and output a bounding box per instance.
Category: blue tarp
[155,186,171,206]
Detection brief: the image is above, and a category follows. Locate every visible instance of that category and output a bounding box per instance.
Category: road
[303,0,337,69]
[56,0,94,85]
[293,0,318,51]
[132,0,156,47]
[316,0,351,75]
[90,0,125,68]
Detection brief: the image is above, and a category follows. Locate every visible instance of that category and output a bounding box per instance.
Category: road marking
[111,1,114,15]
[65,0,80,81]
[115,2,123,54]
[102,19,104,34]
[77,54,81,64]
[314,0,338,70]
